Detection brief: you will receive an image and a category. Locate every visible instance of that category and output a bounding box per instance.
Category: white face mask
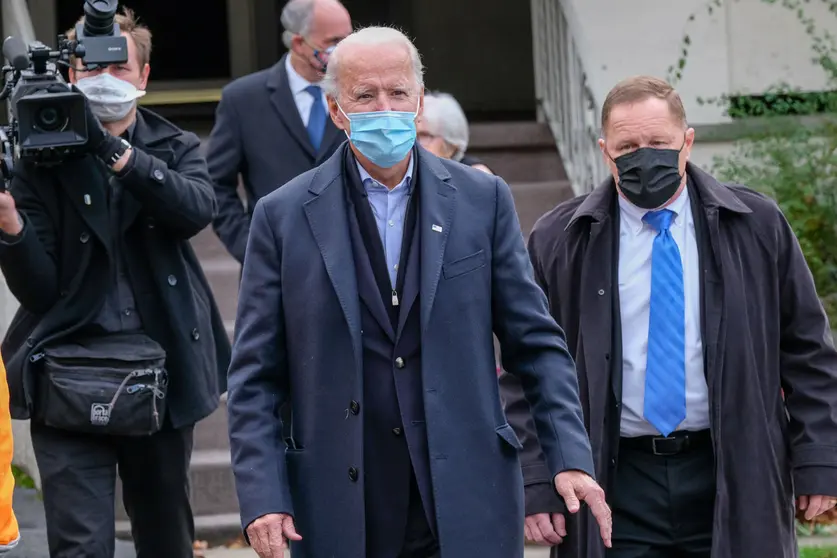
[75,73,146,122]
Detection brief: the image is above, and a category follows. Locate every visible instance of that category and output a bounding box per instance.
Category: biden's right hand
[246,513,302,558]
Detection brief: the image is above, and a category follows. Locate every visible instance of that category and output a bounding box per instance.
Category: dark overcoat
[206,55,345,263]
[226,144,595,558]
[500,163,837,558]
[0,108,231,429]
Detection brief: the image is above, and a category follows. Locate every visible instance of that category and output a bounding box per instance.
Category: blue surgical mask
[338,102,419,168]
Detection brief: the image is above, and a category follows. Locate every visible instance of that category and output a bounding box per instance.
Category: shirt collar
[285,54,318,96]
[357,152,415,194]
[618,182,690,235]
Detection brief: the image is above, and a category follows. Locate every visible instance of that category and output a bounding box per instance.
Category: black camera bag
[31,332,168,436]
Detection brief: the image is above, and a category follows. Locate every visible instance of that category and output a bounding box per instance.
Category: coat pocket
[442,250,486,280]
[495,423,523,451]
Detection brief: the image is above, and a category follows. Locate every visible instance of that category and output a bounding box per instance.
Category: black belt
[620,429,711,456]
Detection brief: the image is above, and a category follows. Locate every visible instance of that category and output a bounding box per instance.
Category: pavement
[7,486,832,557]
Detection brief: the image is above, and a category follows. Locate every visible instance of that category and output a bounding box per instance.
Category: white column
[0,276,40,490]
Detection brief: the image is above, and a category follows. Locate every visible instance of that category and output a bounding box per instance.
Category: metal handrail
[2,0,35,46]
[531,0,608,196]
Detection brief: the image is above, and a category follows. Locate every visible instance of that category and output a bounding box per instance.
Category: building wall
[567,0,837,126]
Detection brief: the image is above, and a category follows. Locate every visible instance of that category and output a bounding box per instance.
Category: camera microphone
[2,36,30,72]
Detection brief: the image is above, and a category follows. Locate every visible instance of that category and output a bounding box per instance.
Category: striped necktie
[642,209,686,437]
[305,85,326,151]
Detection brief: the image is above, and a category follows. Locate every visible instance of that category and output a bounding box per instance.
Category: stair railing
[531,0,609,196]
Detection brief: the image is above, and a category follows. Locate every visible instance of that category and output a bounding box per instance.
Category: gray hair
[423,92,470,161]
[321,26,424,100]
[281,0,316,49]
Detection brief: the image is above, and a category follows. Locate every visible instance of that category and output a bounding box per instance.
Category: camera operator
[0,7,231,558]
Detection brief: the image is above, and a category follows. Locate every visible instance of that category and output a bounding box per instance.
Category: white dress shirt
[285,55,328,127]
[617,186,711,437]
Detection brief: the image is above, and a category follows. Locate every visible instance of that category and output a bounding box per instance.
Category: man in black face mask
[206,0,352,264]
[499,75,837,558]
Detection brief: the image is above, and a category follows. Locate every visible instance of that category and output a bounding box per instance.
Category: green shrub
[709,121,837,325]
[671,0,837,325]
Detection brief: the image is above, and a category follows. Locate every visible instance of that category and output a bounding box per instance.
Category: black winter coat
[0,108,231,428]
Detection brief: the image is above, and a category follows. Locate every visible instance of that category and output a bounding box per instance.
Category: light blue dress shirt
[356,155,415,289]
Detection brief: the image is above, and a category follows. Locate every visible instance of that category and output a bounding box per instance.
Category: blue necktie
[306,85,326,151]
[642,209,686,437]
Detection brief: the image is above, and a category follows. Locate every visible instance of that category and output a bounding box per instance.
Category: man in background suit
[206,0,352,262]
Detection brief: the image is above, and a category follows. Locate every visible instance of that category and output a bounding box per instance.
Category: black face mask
[611,145,684,209]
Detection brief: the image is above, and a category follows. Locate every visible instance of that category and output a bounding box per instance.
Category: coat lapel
[686,163,751,388]
[267,56,316,159]
[569,182,618,453]
[59,156,110,251]
[120,111,180,232]
[303,148,362,363]
[417,151,455,333]
[347,208,396,341]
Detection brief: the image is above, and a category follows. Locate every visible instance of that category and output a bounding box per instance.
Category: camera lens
[35,105,67,132]
[83,0,119,37]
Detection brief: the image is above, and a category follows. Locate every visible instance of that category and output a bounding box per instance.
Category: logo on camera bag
[90,403,111,426]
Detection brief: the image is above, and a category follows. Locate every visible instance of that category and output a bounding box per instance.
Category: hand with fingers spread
[525,512,566,546]
[554,470,612,548]
[798,495,837,521]
[246,513,302,558]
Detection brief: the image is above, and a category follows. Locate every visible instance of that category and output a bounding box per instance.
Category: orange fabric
[0,357,19,547]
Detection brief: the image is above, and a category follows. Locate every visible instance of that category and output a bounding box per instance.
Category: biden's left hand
[554,470,612,548]
[799,495,837,521]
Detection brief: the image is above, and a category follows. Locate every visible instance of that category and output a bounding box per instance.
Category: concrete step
[201,257,241,326]
[191,226,234,263]
[509,180,575,237]
[194,404,231,452]
[466,122,567,184]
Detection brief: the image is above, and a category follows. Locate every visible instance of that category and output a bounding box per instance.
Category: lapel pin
[431,224,443,233]
[83,194,91,206]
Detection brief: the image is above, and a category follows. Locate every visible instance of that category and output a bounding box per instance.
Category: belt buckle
[651,436,679,456]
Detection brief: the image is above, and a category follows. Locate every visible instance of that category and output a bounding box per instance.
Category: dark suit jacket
[500,163,837,558]
[205,55,345,262]
[225,144,594,558]
[0,108,231,428]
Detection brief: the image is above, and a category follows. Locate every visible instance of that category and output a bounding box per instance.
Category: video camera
[0,0,129,177]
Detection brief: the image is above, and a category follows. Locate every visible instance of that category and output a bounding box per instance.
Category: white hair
[281,0,316,49]
[423,92,470,161]
[321,26,424,99]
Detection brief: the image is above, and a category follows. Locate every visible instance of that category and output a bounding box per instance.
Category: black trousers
[396,473,439,558]
[607,434,715,558]
[30,421,195,558]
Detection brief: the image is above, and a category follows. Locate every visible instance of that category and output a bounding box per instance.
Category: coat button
[147,217,155,229]
[167,274,177,286]
[191,328,200,341]
[79,232,90,243]
[392,427,402,436]
[395,357,405,369]
[598,289,605,296]
[348,467,358,482]
[349,400,360,415]
[152,169,165,182]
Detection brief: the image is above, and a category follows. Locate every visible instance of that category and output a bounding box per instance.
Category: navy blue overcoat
[226,144,594,558]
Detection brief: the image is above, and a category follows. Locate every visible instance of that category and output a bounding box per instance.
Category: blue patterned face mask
[338,101,420,168]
